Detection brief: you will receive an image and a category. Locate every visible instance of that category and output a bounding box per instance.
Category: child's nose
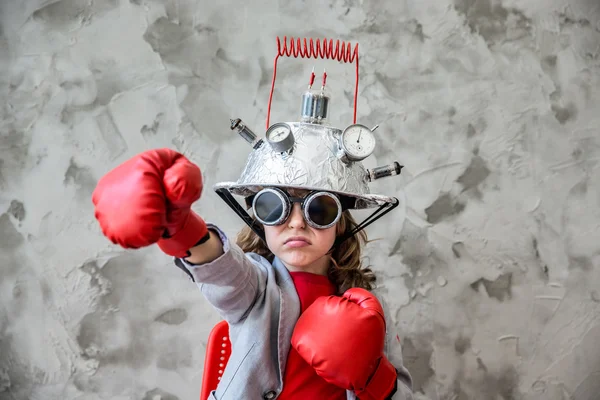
[287,203,306,229]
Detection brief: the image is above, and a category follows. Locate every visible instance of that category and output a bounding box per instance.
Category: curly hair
[235,210,376,294]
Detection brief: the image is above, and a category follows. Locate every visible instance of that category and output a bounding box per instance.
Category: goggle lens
[254,190,285,224]
[306,194,339,226]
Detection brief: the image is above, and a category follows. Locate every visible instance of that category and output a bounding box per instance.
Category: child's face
[263,191,337,275]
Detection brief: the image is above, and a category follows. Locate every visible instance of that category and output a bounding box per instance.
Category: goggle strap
[332,197,399,248]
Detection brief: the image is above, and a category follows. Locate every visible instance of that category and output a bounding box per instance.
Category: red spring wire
[266,36,359,129]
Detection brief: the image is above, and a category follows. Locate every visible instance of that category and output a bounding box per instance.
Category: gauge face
[341,124,376,161]
[266,122,294,153]
[266,123,291,143]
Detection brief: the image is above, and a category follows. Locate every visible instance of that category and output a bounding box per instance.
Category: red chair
[200,320,231,400]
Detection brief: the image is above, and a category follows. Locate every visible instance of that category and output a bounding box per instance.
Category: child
[91,76,413,399]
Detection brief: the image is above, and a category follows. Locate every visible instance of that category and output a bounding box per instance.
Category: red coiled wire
[266,36,359,129]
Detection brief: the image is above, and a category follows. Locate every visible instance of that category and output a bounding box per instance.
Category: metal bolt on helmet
[215,36,404,246]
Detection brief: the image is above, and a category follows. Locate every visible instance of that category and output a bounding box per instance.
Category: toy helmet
[214,37,403,244]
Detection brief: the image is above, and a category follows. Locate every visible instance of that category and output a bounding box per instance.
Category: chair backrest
[200,320,231,400]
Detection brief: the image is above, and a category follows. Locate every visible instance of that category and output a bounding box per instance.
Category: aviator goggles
[249,187,346,229]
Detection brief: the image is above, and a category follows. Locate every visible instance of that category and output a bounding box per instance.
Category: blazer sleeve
[379,294,414,400]
[174,224,269,324]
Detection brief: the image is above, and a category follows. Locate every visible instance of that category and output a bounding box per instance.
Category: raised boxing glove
[92,148,209,258]
[291,288,398,400]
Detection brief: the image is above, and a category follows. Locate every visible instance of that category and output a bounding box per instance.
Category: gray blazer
[176,225,414,400]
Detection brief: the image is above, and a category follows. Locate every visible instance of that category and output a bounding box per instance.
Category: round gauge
[265,122,294,153]
[341,124,376,161]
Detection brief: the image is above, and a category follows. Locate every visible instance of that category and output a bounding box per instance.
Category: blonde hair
[235,210,376,294]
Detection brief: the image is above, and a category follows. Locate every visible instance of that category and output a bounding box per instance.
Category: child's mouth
[284,236,311,247]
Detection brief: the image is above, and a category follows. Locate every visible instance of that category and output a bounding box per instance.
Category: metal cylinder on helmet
[300,90,329,124]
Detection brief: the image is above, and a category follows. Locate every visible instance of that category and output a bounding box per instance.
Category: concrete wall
[1,0,599,399]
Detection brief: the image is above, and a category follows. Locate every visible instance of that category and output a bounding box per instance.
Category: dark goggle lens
[307,194,339,226]
[254,191,285,224]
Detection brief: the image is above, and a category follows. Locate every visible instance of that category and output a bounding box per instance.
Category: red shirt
[278,272,347,400]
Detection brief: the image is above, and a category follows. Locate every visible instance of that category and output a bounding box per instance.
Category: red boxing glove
[92,148,209,258]
[291,288,398,400]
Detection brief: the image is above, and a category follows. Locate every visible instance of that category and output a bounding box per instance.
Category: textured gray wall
[1,0,600,399]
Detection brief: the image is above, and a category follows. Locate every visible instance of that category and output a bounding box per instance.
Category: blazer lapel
[272,257,301,380]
